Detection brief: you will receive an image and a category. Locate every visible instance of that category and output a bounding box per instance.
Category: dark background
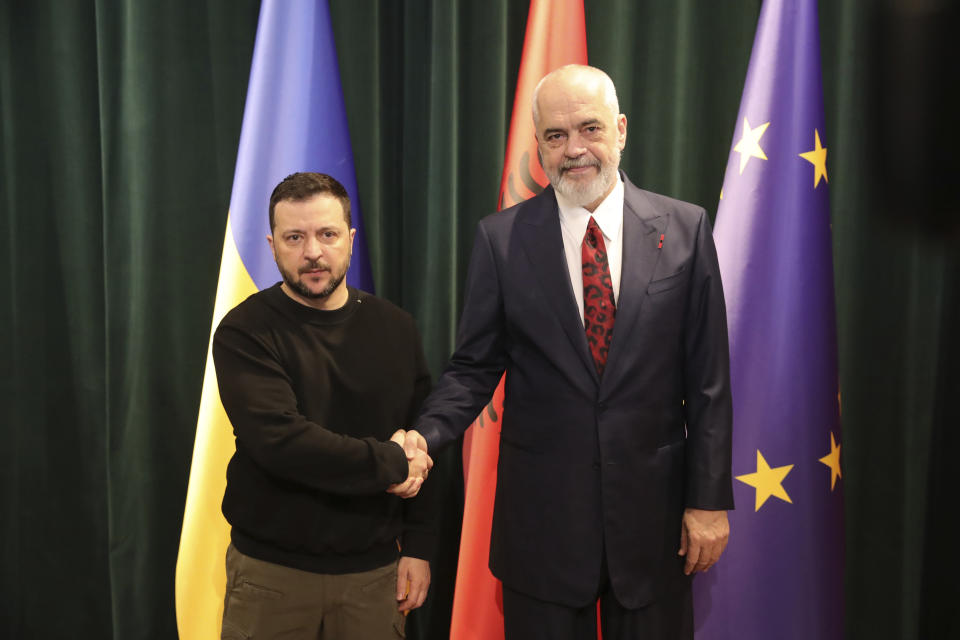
[1,1,957,638]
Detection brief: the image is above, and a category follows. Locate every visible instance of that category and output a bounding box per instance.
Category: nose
[565,132,587,157]
[303,234,323,259]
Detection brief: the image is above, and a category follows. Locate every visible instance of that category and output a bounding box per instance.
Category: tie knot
[584,217,601,248]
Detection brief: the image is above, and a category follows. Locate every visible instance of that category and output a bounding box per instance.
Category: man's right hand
[387,429,432,498]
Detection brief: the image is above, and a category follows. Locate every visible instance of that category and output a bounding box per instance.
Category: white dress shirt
[555,174,625,325]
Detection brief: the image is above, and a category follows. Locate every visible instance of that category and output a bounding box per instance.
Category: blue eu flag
[693,1,844,638]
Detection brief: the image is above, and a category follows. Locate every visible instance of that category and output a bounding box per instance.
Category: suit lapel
[516,188,600,385]
[603,177,668,384]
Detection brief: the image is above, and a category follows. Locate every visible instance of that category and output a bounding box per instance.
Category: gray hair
[531,65,621,126]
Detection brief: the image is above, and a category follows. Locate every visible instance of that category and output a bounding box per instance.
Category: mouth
[561,162,599,177]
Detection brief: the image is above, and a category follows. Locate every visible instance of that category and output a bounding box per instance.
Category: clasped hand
[386,429,432,498]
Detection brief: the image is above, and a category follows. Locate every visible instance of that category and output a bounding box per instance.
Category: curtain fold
[1,1,956,638]
[1,1,113,635]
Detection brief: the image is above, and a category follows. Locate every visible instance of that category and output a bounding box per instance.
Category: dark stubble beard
[276,254,351,301]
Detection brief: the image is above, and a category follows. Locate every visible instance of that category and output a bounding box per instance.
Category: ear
[349,228,356,252]
[617,114,628,150]
[266,234,275,252]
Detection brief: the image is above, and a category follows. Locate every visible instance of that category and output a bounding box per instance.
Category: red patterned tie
[582,216,616,375]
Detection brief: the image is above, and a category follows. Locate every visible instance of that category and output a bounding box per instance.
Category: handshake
[386,429,432,499]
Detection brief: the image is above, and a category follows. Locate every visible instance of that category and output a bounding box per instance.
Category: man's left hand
[396,556,431,612]
[678,508,729,575]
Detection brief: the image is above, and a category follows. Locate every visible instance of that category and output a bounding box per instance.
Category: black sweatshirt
[213,284,435,574]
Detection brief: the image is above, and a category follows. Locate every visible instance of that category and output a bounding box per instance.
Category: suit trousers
[502,557,693,640]
[220,544,406,640]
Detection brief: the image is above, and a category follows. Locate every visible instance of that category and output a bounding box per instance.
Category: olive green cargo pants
[221,544,405,639]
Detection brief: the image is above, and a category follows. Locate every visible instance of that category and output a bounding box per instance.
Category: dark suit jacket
[417,173,733,609]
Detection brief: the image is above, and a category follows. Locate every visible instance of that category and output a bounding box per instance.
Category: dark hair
[268,172,352,231]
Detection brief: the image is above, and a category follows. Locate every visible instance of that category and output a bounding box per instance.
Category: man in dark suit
[413,65,733,640]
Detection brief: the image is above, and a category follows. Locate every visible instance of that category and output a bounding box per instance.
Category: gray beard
[548,149,620,208]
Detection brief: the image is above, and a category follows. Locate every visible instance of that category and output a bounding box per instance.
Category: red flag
[450,2,587,638]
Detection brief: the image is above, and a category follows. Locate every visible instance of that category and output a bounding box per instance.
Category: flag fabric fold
[450,2,587,639]
[693,0,844,638]
[175,1,372,637]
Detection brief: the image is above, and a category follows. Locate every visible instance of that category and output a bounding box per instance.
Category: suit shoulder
[621,173,706,230]
[476,205,519,235]
[635,188,707,223]
[477,187,556,233]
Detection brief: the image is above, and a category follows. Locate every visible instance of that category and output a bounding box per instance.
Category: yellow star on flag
[799,129,828,188]
[736,450,793,511]
[818,432,842,490]
[733,117,770,174]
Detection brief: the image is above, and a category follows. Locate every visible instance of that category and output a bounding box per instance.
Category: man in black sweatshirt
[213,172,434,639]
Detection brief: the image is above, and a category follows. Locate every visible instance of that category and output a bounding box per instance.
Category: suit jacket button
[597,402,607,412]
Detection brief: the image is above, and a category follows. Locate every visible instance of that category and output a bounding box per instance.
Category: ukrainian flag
[175,2,372,637]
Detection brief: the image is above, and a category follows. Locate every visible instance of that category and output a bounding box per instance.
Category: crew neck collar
[267,283,363,325]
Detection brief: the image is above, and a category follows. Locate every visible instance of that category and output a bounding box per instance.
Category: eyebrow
[282,225,340,235]
[542,119,604,136]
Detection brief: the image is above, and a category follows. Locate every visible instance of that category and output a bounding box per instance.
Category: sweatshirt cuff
[379,440,409,488]
[400,528,437,562]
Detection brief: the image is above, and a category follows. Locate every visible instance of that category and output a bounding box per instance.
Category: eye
[286,233,302,242]
[323,230,338,239]
[544,132,566,147]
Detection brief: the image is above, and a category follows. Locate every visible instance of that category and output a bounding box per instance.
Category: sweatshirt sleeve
[401,325,438,560]
[213,319,408,494]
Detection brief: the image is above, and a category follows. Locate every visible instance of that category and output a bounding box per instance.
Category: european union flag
[693,1,844,638]
[176,1,372,637]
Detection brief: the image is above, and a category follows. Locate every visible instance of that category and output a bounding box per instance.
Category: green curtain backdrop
[1,1,956,638]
